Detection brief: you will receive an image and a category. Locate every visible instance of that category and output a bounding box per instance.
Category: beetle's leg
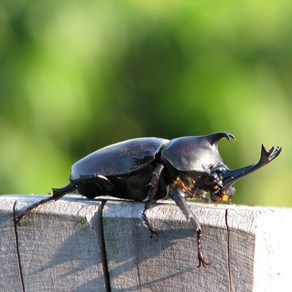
[142,163,164,237]
[13,179,79,224]
[170,187,210,268]
[14,175,99,224]
[14,174,122,224]
[14,196,54,225]
[72,174,121,197]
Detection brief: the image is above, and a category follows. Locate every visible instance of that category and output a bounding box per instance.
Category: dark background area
[0,1,291,206]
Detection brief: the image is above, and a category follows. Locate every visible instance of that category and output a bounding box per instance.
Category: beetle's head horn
[210,144,282,202]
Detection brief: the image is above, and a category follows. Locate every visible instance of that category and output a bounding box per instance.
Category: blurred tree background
[0,0,291,206]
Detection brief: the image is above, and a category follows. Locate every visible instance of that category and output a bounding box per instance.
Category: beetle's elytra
[14,132,282,267]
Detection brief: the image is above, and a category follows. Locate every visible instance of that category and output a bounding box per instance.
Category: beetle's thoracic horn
[207,132,235,146]
[222,145,282,191]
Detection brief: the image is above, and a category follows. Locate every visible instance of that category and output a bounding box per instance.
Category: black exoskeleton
[14,132,282,267]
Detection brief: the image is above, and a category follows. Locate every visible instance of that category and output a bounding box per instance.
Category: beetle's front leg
[169,187,210,268]
[142,163,165,237]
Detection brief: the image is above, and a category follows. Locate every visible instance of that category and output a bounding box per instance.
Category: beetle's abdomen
[76,167,169,201]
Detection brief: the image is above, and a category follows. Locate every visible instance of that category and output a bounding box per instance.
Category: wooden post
[0,196,107,291]
[1,195,292,291]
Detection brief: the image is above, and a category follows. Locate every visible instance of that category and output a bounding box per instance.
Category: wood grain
[1,195,292,291]
[0,195,107,291]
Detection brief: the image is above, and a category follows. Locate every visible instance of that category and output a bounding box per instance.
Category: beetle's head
[202,164,234,203]
[207,144,282,203]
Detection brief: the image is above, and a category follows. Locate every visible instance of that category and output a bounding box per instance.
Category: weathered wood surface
[0,196,106,292]
[1,195,292,292]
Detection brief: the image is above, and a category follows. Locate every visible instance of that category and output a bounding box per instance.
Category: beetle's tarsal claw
[142,217,161,238]
[141,206,161,238]
[142,216,161,238]
[197,237,210,267]
[149,228,161,238]
[198,256,211,268]
[195,227,210,268]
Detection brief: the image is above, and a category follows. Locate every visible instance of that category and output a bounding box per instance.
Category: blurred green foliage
[0,1,291,206]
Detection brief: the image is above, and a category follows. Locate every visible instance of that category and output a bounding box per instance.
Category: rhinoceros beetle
[14,132,281,267]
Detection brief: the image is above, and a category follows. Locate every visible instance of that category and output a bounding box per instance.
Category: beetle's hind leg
[14,179,79,225]
[142,164,164,238]
[14,196,54,225]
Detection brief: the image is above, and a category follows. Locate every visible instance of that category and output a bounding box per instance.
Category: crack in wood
[97,200,111,292]
[225,208,233,292]
[12,201,25,292]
